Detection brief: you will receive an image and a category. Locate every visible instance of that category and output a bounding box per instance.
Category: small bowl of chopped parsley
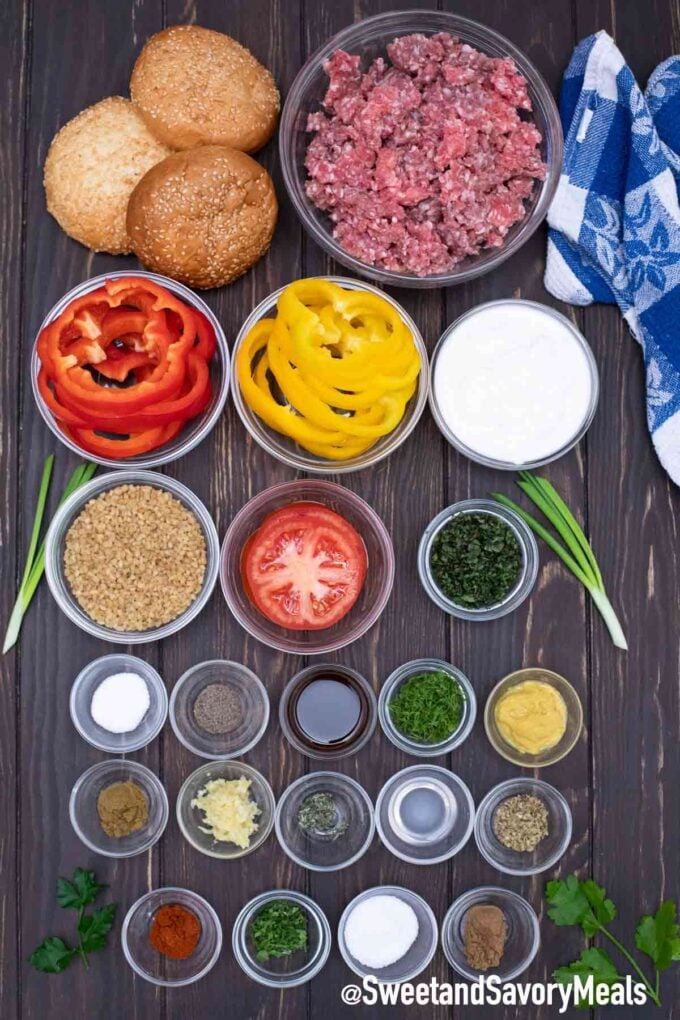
[232,889,331,987]
[379,658,476,756]
[418,499,539,620]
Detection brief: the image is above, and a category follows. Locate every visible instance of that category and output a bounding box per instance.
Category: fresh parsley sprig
[546,875,680,1007]
[30,867,117,974]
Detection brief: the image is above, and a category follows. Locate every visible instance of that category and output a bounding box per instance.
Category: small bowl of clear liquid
[374,765,475,865]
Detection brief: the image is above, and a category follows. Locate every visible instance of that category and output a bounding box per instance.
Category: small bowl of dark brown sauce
[279,664,377,760]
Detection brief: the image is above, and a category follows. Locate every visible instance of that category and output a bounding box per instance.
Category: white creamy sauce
[433,303,594,464]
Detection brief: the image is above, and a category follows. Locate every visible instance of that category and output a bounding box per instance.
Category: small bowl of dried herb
[232,889,331,987]
[275,772,375,871]
[417,499,538,621]
[378,658,476,757]
[474,777,573,876]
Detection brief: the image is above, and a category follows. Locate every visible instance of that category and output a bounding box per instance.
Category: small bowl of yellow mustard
[484,668,583,768]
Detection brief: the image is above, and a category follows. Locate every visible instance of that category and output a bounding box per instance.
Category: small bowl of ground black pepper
[417,499,538,621]
[169,660,270,760]
[69,759,169,858]
[378,658,476,757]
[474,777,573,876]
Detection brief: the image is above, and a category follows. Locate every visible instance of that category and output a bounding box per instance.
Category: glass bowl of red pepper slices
[32,271,229,468]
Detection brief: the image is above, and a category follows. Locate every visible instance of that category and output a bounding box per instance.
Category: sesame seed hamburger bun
[126,145,278,289]
[130,25,279,153]
[44,97,171,254]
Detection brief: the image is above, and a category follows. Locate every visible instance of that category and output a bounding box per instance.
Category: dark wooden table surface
[2,1,679,1017]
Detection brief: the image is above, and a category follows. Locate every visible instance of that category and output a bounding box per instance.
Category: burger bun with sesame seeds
[43,97,171,254]
[126,144,278,289]
[130,25,280,153]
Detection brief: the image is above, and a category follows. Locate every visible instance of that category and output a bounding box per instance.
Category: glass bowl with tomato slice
[31,270,230,469]
[220,479,395,654]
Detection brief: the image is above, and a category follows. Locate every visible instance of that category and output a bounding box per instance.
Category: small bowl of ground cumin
[442,886,540,982]
[45,470,219,643]
[69,759,168,858]
[122,887,222,986]
[169,660,270,759]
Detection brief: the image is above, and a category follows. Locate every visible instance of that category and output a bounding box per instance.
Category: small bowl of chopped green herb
[474,777,573,876]
[379,658,476,757]
[275,772,375,872]
[417,499,538,621]
[232,889,331,987]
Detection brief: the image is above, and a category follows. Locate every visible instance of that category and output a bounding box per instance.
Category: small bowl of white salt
[338,886,438,984]
[70,653,167,754]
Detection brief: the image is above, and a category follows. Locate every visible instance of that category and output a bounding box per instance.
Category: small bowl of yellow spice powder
[69,759,169,857]
[484,667,583,768]
[176,760,275,860]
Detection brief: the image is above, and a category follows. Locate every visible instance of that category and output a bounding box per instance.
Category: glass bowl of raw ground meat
[280,11,562,288]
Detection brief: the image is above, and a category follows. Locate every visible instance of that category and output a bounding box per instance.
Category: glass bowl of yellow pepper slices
[232,277,428,473]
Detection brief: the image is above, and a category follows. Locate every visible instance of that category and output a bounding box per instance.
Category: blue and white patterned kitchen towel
[545,30,680,484]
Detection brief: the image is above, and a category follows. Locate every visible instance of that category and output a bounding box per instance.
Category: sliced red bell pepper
[65,419,184,459]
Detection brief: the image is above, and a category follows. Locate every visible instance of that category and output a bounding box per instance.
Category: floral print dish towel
[545,30,680,484]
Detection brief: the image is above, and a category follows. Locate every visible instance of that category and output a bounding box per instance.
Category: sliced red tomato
[241,503,367,631]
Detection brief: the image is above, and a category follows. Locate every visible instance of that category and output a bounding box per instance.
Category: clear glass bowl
[69,759,168,858]
[484,667,583,768]
[122,887,222,986]
[70,653,167,753]
[44,470,220,644]
[279,11,562,289]
[232,889,331,987]
[442,887,540,981]
[275,771,375,871]
[31,270,230,469]
[176,760,275,860]
[378,658,476,757]
[338,886,438,983]
[231,277,428,473]
[220,479,395,654]
[279,663,377,760]
[429,300,600,469]
[375,765,475,865]
[417,499,539,621]
[474,777,573,876]
[169,660,269,760]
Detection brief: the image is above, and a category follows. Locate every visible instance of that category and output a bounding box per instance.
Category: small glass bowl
[338,886,438,983]
[429,300,599,469]
[279,11,562,289]
[231,276,428,474]
[122,887,222,987]
[442,887,540,982]
[70,653,167,753]
[69,759,168,858]
[176,760,275,860]
[44,470,220,645]
[375,765,475,865]
[169,660,269,760]
[378,658,476,757]
[418,499,539,621]
[232,889,331,987]
[220,479,395,654]
[32,270,230,469]
[484,667,583,768]
[275,772,375,871]
[279,663,377,760]
[474,777,573,876]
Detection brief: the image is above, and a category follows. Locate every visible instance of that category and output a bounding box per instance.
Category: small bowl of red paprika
[122,886,222,987]
[32,270,230,469]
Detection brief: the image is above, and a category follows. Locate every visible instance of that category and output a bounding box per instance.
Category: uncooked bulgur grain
[63,484,207,631]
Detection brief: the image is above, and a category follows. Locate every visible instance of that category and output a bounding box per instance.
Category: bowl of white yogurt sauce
[429,300,599,469]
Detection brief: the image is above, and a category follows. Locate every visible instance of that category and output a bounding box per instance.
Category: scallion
[3,458,96,654]
[492,470,627,651]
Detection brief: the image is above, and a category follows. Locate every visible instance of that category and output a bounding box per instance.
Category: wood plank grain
[17,4,165,1020]
[0,1,28,1018]
[574,3,680,1018]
